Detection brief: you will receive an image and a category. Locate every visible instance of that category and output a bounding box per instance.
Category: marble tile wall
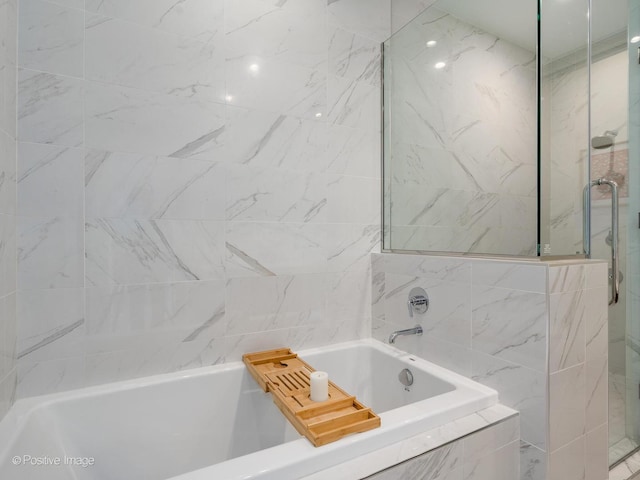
[15,0,387,397]
[0,0,17,419]
[372,253,609,480]
[547,262,608,480]
[384,4,537,256]
[366,415,520,480]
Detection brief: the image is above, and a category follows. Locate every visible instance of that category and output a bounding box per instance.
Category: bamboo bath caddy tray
[243,347,381,447]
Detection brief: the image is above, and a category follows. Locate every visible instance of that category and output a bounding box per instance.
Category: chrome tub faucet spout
[388,325,423,344]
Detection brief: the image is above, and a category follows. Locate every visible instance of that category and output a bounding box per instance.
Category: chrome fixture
[591,129,618,149]
[398,368,414,387]
[389,325,423,344]
[583,177,619,305]
[407,287,429,317]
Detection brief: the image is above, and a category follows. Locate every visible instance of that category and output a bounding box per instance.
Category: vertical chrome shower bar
[585,178,619,305]
[583,182,591,256]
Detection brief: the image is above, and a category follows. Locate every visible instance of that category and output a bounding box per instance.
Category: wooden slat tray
[243,347,381,447]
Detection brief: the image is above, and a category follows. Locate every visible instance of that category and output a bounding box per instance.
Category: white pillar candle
[310,371,329,402]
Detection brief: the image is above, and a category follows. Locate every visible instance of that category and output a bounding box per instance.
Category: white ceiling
[433,0,629,59]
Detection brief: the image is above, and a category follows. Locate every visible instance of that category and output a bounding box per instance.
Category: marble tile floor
[610,374,628,452]
[610,449,640,480]
[611,437,640,467]
[608,373,640,479]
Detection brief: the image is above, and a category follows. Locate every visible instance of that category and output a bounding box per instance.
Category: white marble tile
[85,14,224,102]
[388,143,453,189]
[585,423,608,480]
[326,174,379,224]
[326,257,372,321]
[327,75,379,131]
[18,0,83,77]
[223,326,323,362]
[225,106,328,172]
[225,57,326,120]
[225,222,326,278]
[16,288,85,362]
[17,216,83,289]
[0,213,16,298]
[18,69,83,146]
[609,376,627,448]
[391,0,434,34]
[85,0,224,42]
[519,441,546,480]
[369,440,464,480]
[384,273,471,343]
[549,290,586,373]
[0,0,18,68]
[585,287,607,361]
[463,440,519,480]
[413,336,473,377]
[0,129,17,216]
[0,369,16,420]
[472,285,546,372]
[17,355,85,398]
[0,63,18,140]
[471,262,546,293]
[302,406,517,480]
[585,354,607,432]
[549,364,585,452]
[85,81,225,160]
[585,262,608,289]
[463,416,519,464]
[85,149,225,220]
[225,164,326,223]
[83,334,225,387]
[225,0,327,71]
[380,253,471,283]
[85,280,226,341]
[471,352,546,450]
[390,185,501,228]
[224,0,326,36]
[85,219,225,286]
[320,314,370,345]
[327,124,378,177]
[17,142,83,218]
[548,436,585,480]
[327,0,391,43]
[328,24,380,86]
[609,449,640,480]
[0,293,16,379]
[549,264,586,293]
[326,224,380,273]
[226,274,326,335]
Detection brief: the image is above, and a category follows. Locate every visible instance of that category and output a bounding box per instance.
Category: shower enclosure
[383,0,640,471]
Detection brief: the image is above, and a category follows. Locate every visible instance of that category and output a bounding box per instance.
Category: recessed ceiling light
[434,62,446,69]
[249,63,259,73]
[315,112,322,118]
[631,35,640,44]
[225,95,233,102]
[426,40,437,48]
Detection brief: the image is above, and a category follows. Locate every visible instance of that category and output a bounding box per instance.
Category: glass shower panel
[382,0,538,255]
[611,0,640,466]
[539,0,590,257]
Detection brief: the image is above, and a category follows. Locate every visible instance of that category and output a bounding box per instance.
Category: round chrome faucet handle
[407,287,429,317]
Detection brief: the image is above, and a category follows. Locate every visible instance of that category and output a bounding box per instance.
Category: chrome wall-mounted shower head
[591,129,618,149]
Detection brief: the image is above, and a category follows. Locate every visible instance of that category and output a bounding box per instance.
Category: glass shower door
[616,0,640,467]
[593,0,640,467]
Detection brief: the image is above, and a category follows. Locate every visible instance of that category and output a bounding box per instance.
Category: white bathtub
[0,339,498,480]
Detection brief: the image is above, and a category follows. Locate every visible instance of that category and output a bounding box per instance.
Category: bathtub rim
[0,338,500,479]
